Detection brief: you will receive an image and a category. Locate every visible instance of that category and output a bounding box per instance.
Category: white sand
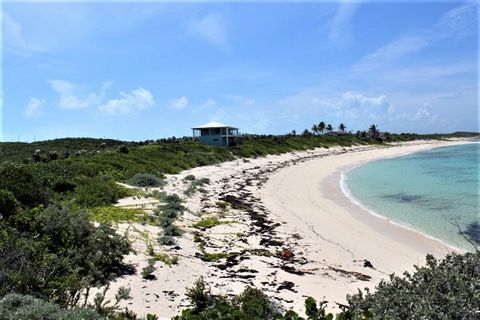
[100,139,471,318]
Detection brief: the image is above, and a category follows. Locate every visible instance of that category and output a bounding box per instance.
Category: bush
[234,287,272,319]
[185,277,211,312]
[163,225,182,237]
[183,174,196,181]
[158,235,176,246]
[0,189,20,220]
[74,175,131,207]
[0,205,132,305]
[346,252,480,319]
[174,279,272,320]
[127,173,165,188]
[0,163,49,208]
[141,259,156,280]
[0,294,102,320]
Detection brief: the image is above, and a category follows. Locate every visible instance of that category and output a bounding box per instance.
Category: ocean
[343,143,480,251]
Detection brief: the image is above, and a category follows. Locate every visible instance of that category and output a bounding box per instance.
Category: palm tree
[326,124,333,132]
[338,123,346,132]
[311,124,318,135]
[368,124,379,139]
[318,121,326,134]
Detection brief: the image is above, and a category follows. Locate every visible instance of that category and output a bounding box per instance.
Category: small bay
[345,143,480,250]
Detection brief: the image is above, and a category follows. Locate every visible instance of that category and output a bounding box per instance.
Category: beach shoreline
[104,138,473,318]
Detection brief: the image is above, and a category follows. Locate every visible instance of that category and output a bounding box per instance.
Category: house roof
[191,121,238,129]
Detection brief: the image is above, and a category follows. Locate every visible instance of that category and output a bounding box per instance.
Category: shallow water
[345,143,480,251]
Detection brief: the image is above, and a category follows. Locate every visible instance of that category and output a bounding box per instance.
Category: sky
[1,0,478,141]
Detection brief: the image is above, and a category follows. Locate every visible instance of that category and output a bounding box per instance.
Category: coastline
[103,138,473,318]
[258,139,470,309]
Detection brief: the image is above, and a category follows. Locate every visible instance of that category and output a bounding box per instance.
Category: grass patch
[215,201,229,210]
[153,252,179,266]
[195,236,236,262]
[200,251,233,262]
[89,206,156,225]
[192,217,232,229]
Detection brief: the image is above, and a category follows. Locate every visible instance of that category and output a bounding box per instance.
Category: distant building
[192,121,239,147]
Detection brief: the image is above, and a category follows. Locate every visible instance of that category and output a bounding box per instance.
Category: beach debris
[328,267,371,281]
[363,259,374,269]
[280,248,295,259]
[281,264,306,276]
[277,281,297,293]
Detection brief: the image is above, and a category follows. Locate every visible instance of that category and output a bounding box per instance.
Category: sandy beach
[103,139,470,318]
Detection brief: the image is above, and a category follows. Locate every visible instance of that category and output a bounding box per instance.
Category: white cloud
[328,2,359,46]
[352,2,476,74]
[190,98,216,115]
[352,36,428,74]
[225,95,256,106]
[432,2,477,40]
[98,87,154,116]
[49,80,111,109]
[199,98,216,109]
[210,108,228,122]
[24,97,45,118]
[188,13,229,51]
[3,11,26,50]
[169,96,189,109]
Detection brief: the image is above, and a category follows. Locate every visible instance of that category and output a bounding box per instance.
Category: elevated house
[192,121,239,147]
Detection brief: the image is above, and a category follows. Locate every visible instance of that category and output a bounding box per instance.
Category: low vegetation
[0,205,131,307]
[141,258,157,280]
[127,173,166,188]
[88,206,156,225]
[192,217,232,229]
[155,194,186,246]
[183,175,210,197]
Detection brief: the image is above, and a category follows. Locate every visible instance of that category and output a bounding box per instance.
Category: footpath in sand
[103,139,468,318]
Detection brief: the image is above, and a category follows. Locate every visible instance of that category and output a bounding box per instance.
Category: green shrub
[74,175,131,207]
[158,235,176,246]
[0,163,49,209]
[127,173,165,188]
[141,259,156,280]
[163,225,182,236]
[183,174,196,181]
[0,294,102,320]
[346,252,480,319]
[0,189,20,220]
[174,280,272,320]
[185,277,212,312]
[234,287,272,319]
[193,178,210,186]
[0,206,131,305]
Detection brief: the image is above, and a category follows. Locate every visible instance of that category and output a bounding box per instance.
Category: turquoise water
[345,143,479,251]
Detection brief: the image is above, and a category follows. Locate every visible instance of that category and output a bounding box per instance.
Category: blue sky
[2,1,478,141]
